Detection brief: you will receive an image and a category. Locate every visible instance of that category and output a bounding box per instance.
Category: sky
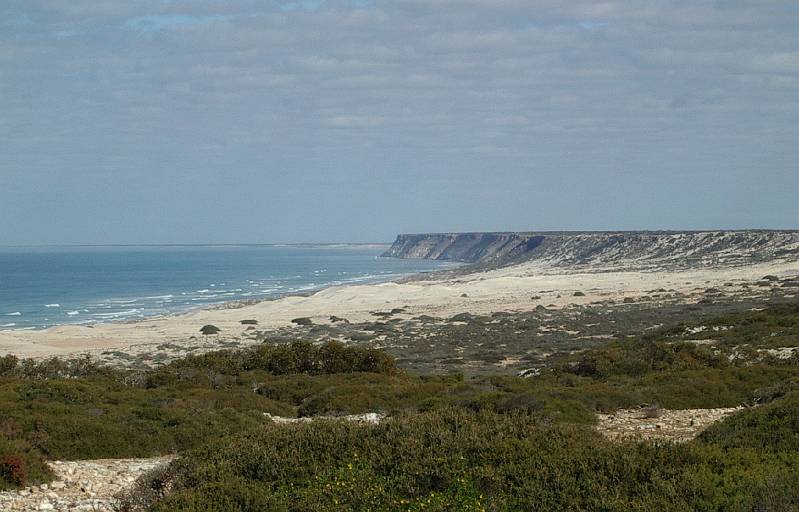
[1,0,798,245]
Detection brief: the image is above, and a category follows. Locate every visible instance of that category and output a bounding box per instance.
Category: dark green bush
[643,302,799,350]
[700,390,799,452]
[200,325,221,335]
[564,340,728,379]
[0,354,18,374]
[154,341,397,386]
[1,355,115,380]
[125,408,799,512]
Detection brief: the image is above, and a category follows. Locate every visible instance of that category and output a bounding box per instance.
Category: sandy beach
[1,257,797,361]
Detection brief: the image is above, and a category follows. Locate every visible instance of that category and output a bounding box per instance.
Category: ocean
[0,245,451,331]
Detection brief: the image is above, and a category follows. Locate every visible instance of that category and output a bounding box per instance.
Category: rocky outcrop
[383,230,799,269]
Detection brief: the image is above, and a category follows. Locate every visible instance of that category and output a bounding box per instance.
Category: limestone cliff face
[381,233,544,264]
[383,231,799,268]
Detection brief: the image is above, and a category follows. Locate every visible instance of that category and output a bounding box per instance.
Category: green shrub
[0,376,294,460]
[200,325,221,335]
[700,390,799,452]
[128,408,799,511]
[643,302,799,350]
[2,355,115,380]
[156,341,398,384]
[0,345,407,461]
[0,354,18,375]
[563,340,728,379]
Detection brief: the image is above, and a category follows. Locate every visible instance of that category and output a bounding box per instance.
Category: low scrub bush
[0,455,26,487]
[200,325,221,336]
[644,302,799,349]
[0,354,116,380]
[0,434,52,490]
[700,390,799,452]
[0,376,294,460]
[563,339,728,379]
[151,341,397,387]
[122,408,799,511]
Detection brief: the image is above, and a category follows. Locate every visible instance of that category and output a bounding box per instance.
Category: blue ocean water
[0,245,451,331]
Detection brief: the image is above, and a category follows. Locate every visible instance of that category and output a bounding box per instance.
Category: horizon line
[3,228,799,249]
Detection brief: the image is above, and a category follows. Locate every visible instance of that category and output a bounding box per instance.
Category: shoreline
[0,255,460,334]
[0,256,797,362]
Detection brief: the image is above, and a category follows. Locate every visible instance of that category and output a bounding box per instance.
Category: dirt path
[0,457,172,511]
[596,407,744,442]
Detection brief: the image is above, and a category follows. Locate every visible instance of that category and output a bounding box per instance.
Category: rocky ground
[0,414,385,511]
[596,407,744,442]
[0,457,173,511]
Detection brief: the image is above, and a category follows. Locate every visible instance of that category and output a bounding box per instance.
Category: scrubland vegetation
[129,407,799,511]
[1,302,798,510]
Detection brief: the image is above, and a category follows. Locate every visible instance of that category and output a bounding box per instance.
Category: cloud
[0,0,797,243]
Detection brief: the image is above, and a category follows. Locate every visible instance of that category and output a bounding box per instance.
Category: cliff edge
[382,230,799,269]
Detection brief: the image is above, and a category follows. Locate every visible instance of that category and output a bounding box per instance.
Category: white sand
[0,259,796,359]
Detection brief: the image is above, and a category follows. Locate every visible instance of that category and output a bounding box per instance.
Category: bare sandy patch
[596,407,744,442]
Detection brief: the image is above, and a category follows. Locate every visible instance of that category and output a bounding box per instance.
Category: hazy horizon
[2,1,797,245]
[4,228,799,249]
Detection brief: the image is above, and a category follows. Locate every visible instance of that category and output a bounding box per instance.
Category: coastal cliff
[381,233,545,264]
[383,230,799,268]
